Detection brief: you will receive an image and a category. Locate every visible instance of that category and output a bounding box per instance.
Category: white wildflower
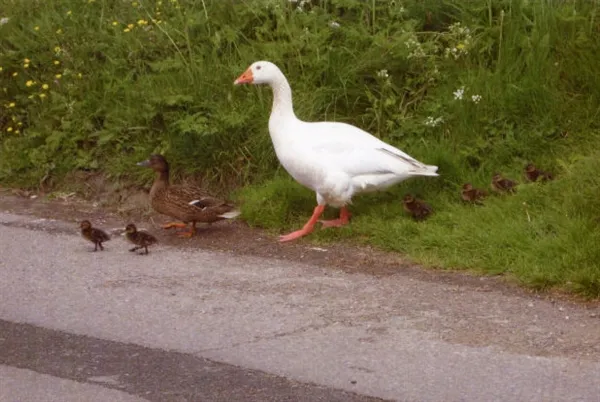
[471,94,482,104]
[444,22,472,60]
[0,17,9,26]
[329,21,340,28]
[453,86,465,100]
[405,37,426,59]
[294,0,309,10]
[449,22,471,36]
[376,69,389,79]
[424,116,444,127]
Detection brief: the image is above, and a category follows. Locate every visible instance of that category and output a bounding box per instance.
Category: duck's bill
[137,160,150,167]
[234,69,253,85]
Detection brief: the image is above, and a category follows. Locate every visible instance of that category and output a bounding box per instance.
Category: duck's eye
[256,65,262,70]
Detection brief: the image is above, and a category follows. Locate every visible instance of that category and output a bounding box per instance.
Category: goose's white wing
[303,121,438,177]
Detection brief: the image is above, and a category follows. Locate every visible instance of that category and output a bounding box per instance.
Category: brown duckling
[79,220,110,251]
[524,163,554,182]
[137,154,240,238]
[491,173,517,194]
[461,183,488,204]
[402,194,433,221]
[125,223,157,255]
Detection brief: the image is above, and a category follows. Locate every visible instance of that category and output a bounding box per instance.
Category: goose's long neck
[269,75,297,136]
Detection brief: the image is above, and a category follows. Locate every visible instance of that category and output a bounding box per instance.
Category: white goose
[234,61,439,242]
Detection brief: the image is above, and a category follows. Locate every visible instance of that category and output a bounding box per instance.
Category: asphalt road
[1,211,600,401]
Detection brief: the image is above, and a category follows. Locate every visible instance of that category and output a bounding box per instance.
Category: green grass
[1,0,600,297]
[238,152,600,297]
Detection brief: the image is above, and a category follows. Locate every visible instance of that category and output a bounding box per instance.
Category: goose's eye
[256,65,262,70]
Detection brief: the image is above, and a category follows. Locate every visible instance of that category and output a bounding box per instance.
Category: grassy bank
[1,0,600,296]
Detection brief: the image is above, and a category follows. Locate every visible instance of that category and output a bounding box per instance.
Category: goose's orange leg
[279,205,325,243]
[319,207,351,228]
[177,222,197,238]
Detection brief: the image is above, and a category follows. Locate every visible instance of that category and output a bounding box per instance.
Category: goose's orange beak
[234,68,253,85]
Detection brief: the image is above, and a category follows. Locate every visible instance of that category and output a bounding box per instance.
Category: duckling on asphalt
[491,173,518,194]
[461,183,488,204]
[79,220,110,251]
[524,163,554,182]
[125,223,157,255]
[402,194,433,221]
[137,154,240,238]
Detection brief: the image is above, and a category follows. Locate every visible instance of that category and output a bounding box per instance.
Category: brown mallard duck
[79,220,110,251]
[137,154,240,238]
[125,223,157,255]
[402,194,433,221]
[461,183,488,204]
[491,173,517,194]
[524,163,554,182]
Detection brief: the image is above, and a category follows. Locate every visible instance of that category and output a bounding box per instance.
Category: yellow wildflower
[34,26,40,31]
[56,28,63,34]
[66,10,72,16]
[28,95,34,99]
[8,102,15,108]
[127,23,134,29]
[55,74,62,79]
[26,80,35,87]
[12,72,18,77]
[112,21,118,26]
[123,28,131,32]
[54,60,60,65]
[77,73,82,78]
[54,46,61,53]
[39,93,47,99]
[0,67,2,72]
[158,0,162,5]
[17,122,23,126]
[42,84,49,90]
[6,127,13,132]
[457,43,465,50]
[23,63,29,68]
[15,130,20,134]
[24,58,30,63]
[132,1,139,6]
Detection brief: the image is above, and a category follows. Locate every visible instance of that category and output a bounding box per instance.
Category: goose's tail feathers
[410,164,439,177]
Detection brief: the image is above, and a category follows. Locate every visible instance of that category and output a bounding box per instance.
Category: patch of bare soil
[0,184,597,307]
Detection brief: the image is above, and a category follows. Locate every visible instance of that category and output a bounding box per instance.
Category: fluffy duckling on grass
[402,194,433,221]
[79,220,110,251]
[524,163,554,182]
[137,154,240,238]
[460,183,488,204]
[491,173,518,194]
[125,223,157,255]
